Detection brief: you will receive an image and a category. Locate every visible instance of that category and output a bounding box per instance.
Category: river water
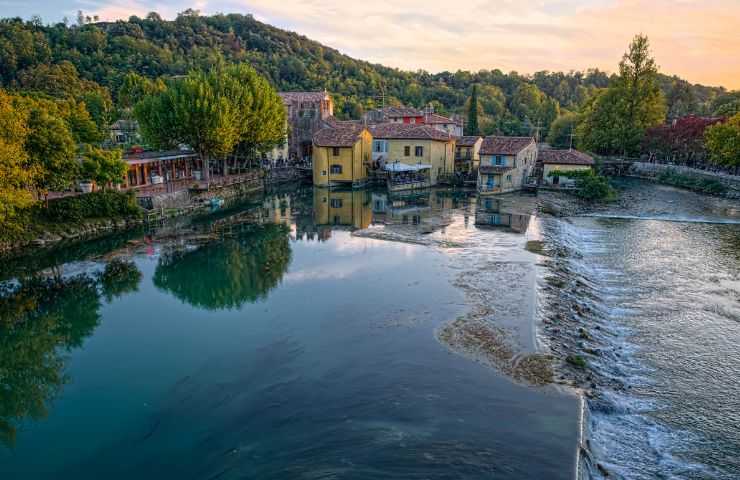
[1,180,738,480]
[0,187,578,479]
[538,179,740,479]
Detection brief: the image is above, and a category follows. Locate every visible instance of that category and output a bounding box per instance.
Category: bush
[548,169,616,201]
[39,191,142,223]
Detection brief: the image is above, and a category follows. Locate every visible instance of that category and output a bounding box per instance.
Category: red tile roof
[369,123,453,141]
[313,124,366,147]
[480,136,535,155]
[456,136,482,147]
[540,149,594,166]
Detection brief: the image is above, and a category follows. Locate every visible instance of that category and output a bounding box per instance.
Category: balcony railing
[477,185,502,193]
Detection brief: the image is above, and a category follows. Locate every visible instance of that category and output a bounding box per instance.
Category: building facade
[312,124,372,187]
[454,136,482,174]
[370,123,455,186]
[540,149,595,187]
[279,91,334,163]
[477,136,537,195]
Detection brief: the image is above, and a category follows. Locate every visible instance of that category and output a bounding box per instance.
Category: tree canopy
[134,63,285,180]
[578,35,666,155]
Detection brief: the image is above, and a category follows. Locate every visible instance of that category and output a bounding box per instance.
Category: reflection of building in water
[313,188,373,231]
[475,196,531,233]
[262,194,292,226]
[371,191,431,226]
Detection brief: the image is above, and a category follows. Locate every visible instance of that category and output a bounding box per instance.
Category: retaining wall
[628,162,740,198]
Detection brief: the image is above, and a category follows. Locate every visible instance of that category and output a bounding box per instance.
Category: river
[539,179,740,479]
[0,187,578,479]
[1,180,738,479]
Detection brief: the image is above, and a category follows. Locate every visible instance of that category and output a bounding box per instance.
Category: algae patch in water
[525,240,547,255]
[437,315,554,386]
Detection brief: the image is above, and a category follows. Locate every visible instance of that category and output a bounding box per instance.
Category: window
[330,164,342,174]
[321,170,327,176]
[484,199,493,209]
[404,146,411,156]
[415,146,424,157]
[332,147,341,156]
[330,198,343,208]
[495,155,504,166]
[373,140,388,153]
[506,174,512,183]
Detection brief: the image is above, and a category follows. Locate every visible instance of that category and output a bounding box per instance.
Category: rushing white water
[540,213,740,479]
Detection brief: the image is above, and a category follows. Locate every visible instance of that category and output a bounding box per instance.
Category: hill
[0,11,735,136]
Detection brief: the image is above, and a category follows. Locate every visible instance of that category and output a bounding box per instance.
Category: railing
[477,185,502,193]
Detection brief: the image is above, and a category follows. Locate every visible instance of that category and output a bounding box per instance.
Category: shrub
[548,169,616,201]
[39,191,141,223]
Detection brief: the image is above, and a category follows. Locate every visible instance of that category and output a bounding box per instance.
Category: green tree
[117,72,165,110]
[0,89,35,233]
[80,145,127,189]
[547,112,579,148]
[704,113,740,170]
[25,106,78,197]
[135,69,243,181]
[135,64,285,180]
[466,84,480,135]
[579,35,666,155]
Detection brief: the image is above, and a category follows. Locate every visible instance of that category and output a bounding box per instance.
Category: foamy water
[541,214,740,479]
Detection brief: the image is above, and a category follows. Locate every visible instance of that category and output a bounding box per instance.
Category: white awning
[383,162,432,172]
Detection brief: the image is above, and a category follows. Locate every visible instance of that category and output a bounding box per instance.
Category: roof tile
[480,136,535,155]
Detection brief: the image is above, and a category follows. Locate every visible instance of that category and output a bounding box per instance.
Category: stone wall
[149,190,191,209]
[628,162,740,199]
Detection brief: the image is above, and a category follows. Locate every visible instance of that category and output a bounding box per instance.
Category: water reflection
[153,223,292,310]
[475,197,531,233]
[313,188,373,230]
[0,261,142,447]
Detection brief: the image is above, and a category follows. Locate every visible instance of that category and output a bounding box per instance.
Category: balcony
[477,184,503,195]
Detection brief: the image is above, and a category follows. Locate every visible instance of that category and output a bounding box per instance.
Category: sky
[3,0,739,89]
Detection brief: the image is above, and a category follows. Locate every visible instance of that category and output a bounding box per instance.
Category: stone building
[279,91,334,163]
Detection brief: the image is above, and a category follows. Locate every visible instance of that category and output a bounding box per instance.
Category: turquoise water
[0,188,578,479]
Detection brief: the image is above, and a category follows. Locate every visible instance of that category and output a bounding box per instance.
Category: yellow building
[312,124,372,187]
[540,149,595,187]
[312,188,373,230]
[477,136,537,195]
[370,123,455,185]
[454,136,482,174]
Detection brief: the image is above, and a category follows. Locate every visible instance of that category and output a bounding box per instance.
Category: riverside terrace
[121,149,264,196]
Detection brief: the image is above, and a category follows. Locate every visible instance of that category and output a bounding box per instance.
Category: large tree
[134,63,285,181]
[24,106,78,197]
[0,89,35,233]
[547,112,579,148]
[579,35,666,155]
[79,145,127,189]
